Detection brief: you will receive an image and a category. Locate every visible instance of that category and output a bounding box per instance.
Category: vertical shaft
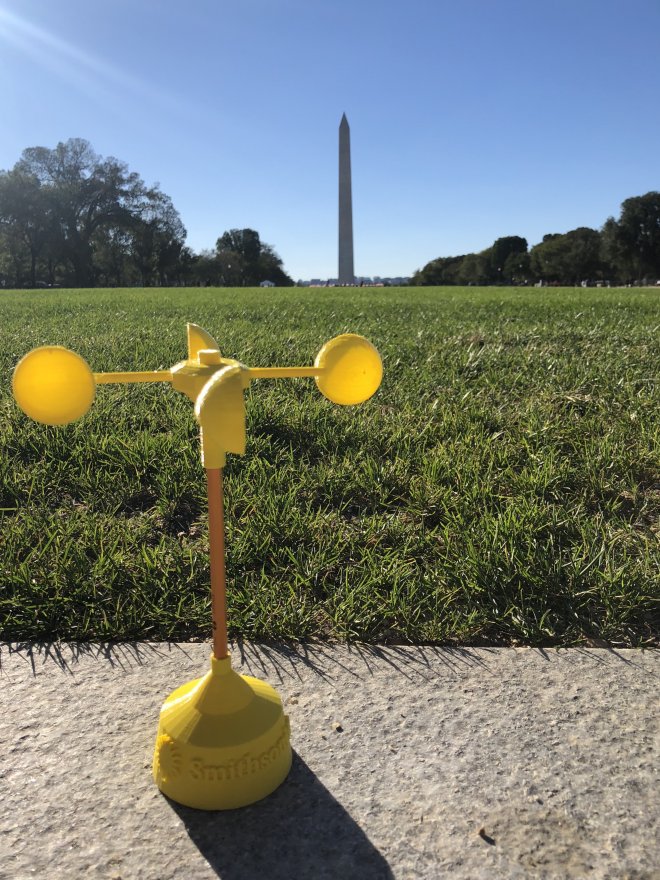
[338,113,355,284]
[206,468,229,659]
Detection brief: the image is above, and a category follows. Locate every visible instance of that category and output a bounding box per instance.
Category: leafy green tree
[257,242,295,286]
[488,236,528,283]
[410,255,467,285]
[16,140,123,285]
[456,252,490,285]
[215,228,292,286]
[0,169,57,287]
[0,220,29,287]
[216,228,261,283]
[502,250,531,284]
[610,192,660,280]
[186,249,220,286]
[412,235,528,286]
[600,217,626,283]
[0,138,186,287]
[529,227,603,284]
[130,190,187,286]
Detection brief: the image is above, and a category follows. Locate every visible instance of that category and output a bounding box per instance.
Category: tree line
[411,192,660,286]
[0,138,293,289]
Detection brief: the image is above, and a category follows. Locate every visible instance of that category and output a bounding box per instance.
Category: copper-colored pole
[206,467,229,659]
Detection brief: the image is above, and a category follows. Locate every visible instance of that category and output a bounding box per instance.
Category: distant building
[300,276,410,287]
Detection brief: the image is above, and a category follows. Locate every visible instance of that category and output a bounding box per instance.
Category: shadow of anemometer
[234,637,498,685]
[167,751,393,880]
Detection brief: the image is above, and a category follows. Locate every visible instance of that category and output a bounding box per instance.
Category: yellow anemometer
[13,323,382,810]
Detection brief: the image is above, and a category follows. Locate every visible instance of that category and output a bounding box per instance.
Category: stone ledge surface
[0,642,658,879]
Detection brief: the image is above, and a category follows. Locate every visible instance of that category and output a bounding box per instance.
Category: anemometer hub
[12,322,382,810]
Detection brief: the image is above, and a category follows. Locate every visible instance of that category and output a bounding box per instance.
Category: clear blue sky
[1,0,659,281]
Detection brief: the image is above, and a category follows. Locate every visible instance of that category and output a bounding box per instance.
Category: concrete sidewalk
[0,642,658,879]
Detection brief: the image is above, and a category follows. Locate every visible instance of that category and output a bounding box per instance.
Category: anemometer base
[152,654,291,810]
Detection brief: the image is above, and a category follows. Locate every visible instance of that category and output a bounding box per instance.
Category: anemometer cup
[12,346,96,426]
[315,333,383,405]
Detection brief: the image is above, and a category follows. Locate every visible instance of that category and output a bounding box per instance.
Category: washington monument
[338,113,354,284]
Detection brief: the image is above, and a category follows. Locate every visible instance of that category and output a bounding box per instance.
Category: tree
[215,228,293,286]
[600,217,626,283]
[410,255,467,285]
[502,250,531,284]
[608,192,660,281]
[456,252,490,285]
[129,189,187,286]
[488,236,528,283]
[529,227,603,284]
[257,242,295,286]
[0,169,57,287]
[411,236,528,286]
[0,138,186,287]
[0,139,303,289]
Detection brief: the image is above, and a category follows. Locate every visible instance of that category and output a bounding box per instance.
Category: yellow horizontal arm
[247,366,323,379]
[94,370,173,384]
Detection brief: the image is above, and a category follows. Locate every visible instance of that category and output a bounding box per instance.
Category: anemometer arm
[94,370,173,385]
[248,366,322,379]
[12,322,383,433]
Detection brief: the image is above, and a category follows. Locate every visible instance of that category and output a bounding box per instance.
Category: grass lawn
[0,285,658,647]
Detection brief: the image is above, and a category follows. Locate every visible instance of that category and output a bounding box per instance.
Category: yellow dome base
[152,654,291,810]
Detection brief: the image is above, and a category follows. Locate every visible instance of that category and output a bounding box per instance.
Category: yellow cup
[13,346,96,425]
[314,334,382,405]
